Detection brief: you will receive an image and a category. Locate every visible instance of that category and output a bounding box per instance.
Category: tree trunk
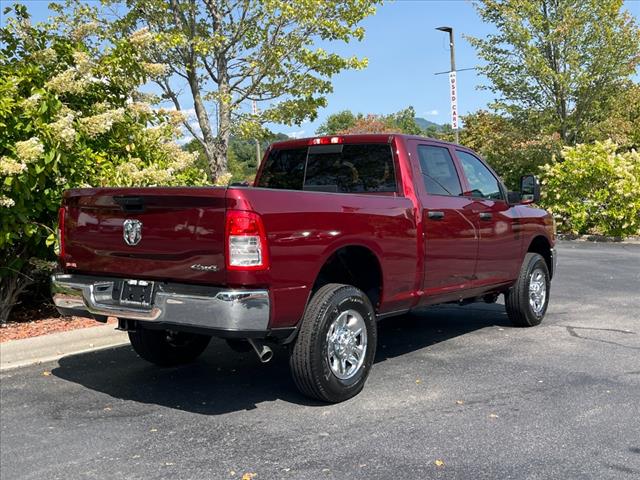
[212,74,231,182]
[199,0,230,183]
[0,271,32,324]
[186,70,228,182]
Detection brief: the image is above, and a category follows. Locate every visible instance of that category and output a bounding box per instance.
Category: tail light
[57,206,66,259]
[225,210,269,270]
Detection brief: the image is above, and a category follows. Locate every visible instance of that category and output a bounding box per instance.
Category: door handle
[428,211,445,220]
[479,212,493,221]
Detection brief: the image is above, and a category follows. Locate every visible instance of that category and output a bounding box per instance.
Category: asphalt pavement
[1,241,639,479]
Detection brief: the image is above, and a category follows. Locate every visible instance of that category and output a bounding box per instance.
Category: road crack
[559,325,639,350]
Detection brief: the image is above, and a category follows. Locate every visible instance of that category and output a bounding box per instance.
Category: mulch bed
[1,301,115,343]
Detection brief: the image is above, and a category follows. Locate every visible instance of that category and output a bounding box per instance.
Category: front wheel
[505,252,551,327]
[289,283,377,403]
[128,327,211,366]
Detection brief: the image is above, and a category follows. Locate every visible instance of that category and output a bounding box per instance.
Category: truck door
[454,149,521,286]
[410,142,478,299]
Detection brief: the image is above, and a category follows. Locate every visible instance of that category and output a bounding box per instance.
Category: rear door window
[417,145,463,196]
[257,143,396,193]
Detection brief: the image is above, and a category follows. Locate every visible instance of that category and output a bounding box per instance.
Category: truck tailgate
[62,187,227,284]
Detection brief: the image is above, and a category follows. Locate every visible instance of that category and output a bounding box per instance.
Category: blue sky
[2,0,639,138]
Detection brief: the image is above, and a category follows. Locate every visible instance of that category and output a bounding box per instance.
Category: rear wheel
[505,253,550,327]
[289,283,377,403]
[128,326,211,366]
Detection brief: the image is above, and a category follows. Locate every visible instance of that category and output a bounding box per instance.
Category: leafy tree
[230,138,260,177]
[337,114,398,134]
[584,82,640,150]
[318,106,437,136]
[468,0,640,144]
[540,141,640,237]
[316,110,358,135]
[461,110,562,188]
[426,123,455,142]
[0,5,205,323]
[186,131,289,183]
[105,0,382,181]
[384,106,423,135]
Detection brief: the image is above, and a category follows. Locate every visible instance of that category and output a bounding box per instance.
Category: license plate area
[119,279,155,308]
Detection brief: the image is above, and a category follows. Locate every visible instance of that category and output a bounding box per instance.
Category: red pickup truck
[52,134,556,403]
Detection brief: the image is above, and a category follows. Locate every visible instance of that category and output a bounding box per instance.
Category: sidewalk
[0,324,128,371]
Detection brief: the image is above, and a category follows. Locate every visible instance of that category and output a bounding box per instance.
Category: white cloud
[179,107,197,118]
[287,129,306,138]
[423,109,439,116]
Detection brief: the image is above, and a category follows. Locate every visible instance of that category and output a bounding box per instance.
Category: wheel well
[527,236,553,278]
[313,246,383,310]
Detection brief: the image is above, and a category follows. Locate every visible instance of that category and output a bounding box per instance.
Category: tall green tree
[316,110,358,135]
[461,110,562,188]
[384,106,423,135]
[316,106,434,136]
[106,0,381,181]
[468,0,640,144]
[585,82,640,149]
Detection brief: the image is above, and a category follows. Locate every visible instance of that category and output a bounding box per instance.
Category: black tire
[505,252,550,327]
[289,283,377,403]
[128,327,211,366]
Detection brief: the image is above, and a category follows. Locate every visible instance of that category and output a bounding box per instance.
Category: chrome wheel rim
[326,309,367,380]
[529,269,547,316]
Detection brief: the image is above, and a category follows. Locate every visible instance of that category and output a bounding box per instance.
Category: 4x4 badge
[123,219,142,246]
[190,264,219,272]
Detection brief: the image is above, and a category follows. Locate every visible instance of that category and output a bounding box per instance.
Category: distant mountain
[414,117,444,131]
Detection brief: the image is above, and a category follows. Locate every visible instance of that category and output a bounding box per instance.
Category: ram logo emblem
[123,219,142,246]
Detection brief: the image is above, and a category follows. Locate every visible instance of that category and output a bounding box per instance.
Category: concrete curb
[0,325,129,371]
[557,234,640,244]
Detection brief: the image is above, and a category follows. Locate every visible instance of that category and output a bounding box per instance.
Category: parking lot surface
[1,241,639,479]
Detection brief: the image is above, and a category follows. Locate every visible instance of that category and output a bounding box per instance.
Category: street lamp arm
[433,67,478,76]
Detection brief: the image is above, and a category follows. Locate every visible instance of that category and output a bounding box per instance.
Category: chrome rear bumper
[51,274,270,333]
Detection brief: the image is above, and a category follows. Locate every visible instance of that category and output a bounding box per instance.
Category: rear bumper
[51,274,270,335]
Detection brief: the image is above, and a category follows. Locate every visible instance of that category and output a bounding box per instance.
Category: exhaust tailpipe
[248,339,273,363]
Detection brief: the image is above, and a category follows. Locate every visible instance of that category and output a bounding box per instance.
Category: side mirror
[520,175,540,204]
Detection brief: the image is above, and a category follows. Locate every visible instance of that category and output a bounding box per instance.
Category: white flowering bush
[0,5,207,322]
[541,141,640,237]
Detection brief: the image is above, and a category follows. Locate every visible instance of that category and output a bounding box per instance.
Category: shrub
[540,141,640,237]
[0,5,207,323]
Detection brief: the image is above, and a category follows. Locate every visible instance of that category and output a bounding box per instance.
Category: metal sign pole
[436,26,459,143]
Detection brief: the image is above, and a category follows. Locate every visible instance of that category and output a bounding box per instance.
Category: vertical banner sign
[252,100,261,164]
[449,71,458,130]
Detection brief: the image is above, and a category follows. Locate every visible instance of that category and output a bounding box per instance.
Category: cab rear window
[257,143,397,193]
[255,148,307,190]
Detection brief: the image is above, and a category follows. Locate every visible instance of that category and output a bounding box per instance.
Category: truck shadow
[52,303,511,415]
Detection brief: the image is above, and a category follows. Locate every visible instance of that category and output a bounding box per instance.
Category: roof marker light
[309,136,343,145]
